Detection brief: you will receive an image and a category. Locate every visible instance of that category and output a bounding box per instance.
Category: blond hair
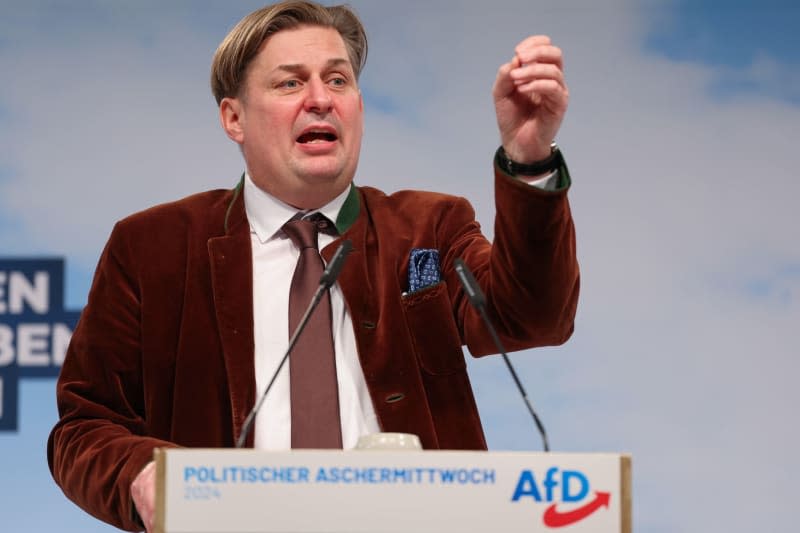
[210,1,368,105]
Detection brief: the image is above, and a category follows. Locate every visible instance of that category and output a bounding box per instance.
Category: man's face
[222,25,364,209]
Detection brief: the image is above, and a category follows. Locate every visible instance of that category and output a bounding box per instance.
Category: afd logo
[511,467,610,528]
[0,259,81,431]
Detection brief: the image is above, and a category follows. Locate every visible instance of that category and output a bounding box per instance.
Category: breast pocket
[401,282,466,376]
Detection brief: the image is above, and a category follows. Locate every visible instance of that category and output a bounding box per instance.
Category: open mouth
[296,131,338,144]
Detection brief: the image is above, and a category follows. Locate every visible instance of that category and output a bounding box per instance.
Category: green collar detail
[224,176,360,235]
[224,174,245,234]
[334,184,360,234]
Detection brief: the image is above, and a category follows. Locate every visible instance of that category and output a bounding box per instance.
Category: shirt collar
[244,171,351,244]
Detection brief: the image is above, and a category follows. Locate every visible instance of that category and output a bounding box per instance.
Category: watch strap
[495,144,563,176]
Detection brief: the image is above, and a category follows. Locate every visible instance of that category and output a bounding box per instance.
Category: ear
[219,97,245,144]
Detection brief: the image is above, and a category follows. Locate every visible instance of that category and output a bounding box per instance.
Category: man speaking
[48,1,579,531]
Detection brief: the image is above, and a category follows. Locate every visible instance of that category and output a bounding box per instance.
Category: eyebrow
[275,58,351,74]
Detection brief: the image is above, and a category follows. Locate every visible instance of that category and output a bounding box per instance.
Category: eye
[279,79,300,89]
[328,76,347,87]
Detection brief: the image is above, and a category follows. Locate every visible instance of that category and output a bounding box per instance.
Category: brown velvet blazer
[48,166,578,531]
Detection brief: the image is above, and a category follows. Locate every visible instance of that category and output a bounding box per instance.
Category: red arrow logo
[542,491,611,528]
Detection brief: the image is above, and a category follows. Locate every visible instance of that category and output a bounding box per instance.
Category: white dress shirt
[245,173,380,450]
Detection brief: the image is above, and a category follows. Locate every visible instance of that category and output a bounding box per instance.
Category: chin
[297,163,350,185]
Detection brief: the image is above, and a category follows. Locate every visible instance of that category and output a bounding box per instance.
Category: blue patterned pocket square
[408,248,441,293]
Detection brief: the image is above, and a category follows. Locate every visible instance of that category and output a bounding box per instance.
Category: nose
[304,77,333,114]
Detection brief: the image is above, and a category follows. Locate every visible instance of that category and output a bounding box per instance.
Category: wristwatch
[495,142,563,176]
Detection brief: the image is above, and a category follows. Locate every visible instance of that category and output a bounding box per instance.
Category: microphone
[319,239,352,289]
[453,258,550,452]
[235,239,354,449]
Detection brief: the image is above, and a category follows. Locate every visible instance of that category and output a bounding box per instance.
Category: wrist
[495,143,563,176]
[504,148,549,164]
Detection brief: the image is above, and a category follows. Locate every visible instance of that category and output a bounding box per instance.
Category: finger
[514,79,569,109]
[516,45,563,70]
[131,462,157,530]
[510,63,565,89]
[492,56,521,99]
[514,35,552,53]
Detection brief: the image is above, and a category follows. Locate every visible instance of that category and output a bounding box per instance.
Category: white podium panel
[154,448,631,533]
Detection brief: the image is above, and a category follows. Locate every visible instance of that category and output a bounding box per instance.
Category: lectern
[153,446,631,532]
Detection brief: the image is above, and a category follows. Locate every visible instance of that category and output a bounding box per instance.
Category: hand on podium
[131,461,156,532]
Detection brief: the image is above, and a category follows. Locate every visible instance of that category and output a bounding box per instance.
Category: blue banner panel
[0,258,82,431]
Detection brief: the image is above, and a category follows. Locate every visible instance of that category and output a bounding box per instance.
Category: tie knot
[282,213,332,250]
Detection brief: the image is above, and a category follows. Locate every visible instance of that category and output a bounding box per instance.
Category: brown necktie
[282,215,342,449]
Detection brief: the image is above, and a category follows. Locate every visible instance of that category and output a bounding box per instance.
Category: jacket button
[361,320,376,329]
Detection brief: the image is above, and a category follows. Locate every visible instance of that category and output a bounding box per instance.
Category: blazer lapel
[207,185,256,447]
[321,191,377,373]
[321,189,438,446]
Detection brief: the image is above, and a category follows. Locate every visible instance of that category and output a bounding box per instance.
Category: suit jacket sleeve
[442,165,578,356]
[47,221,177,532]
